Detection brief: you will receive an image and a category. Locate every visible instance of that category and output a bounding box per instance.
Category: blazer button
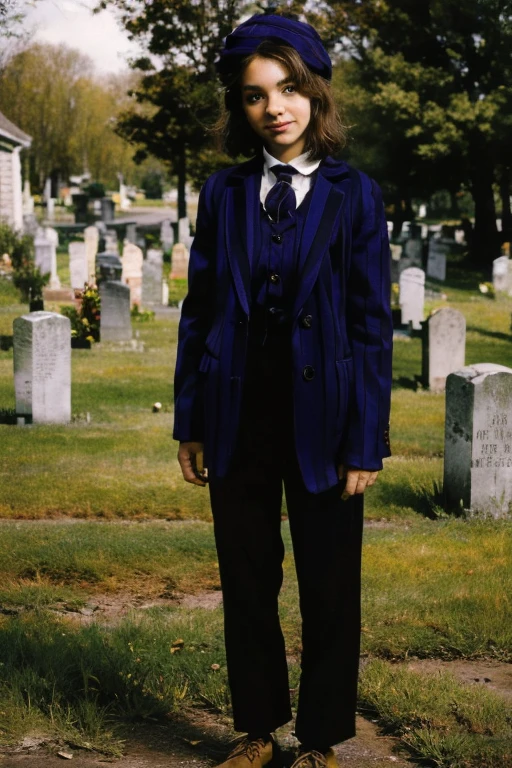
[272,234,283,244]
[301,314,313,329]
[303,365,315,381]
[269,272,281,284]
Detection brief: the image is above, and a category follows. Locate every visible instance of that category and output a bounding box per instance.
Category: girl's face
[241,56,311,163]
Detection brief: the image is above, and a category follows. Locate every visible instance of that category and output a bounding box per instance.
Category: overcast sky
[24,0,139,73]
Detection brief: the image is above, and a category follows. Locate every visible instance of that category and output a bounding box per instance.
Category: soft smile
[265,121,293,133]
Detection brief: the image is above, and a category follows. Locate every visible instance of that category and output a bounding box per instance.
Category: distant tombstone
[72,193,88,224]
[147,248,164,265]
[390,243,402,283]
[96,252,122,284]
[161,219,174,252]
[13,311,71,424]
[22,180,34,216]
[84,226,99,282]
[399,221,411,241]
[105,230,118,253]
[142,260,163,305]
[427,240,449,281]
[34,233,53,276]
[178,217,192,248]
[493,256,510,293]
[121,242,144,305]
[422,308,466,393]
[43,227,60,289]
[399,267,425,330]
[126,223,137,243]
[100,197,115,223]
[170,243,190,280]
[444,363,512,517]
[99,282,132,342]
[418,203,427,218]
[162,281,169,306]
[69,242,88,290]
[403,238,423,267]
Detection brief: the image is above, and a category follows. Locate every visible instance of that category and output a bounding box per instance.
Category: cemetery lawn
[1,264,512,767]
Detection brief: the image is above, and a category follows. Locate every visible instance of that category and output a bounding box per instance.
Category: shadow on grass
[375,478,447,519]
[466,325,511,343]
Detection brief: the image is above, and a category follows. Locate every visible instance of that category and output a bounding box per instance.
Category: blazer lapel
[225,158,262,316]
[292,161,346,320]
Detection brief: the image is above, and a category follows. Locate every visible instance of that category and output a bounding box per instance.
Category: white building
[0,111,32,231]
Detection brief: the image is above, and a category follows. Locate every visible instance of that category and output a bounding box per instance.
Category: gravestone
[161,219,174,252]
[100,282,132,342]
[34,232,53,276]
[100,197,115,222]
[105,230,118,253]
[43,227,60,289]
[69,242,88,290]
[126,223,137,243]
[399,267,425,330]
[141,260,163,305]
[13,311,71,423]
[444,363,512,517]
[398,238,424,276]
[178,217,193,248]
[84,226,99,282]
[427,240,449,281]
[390,243,402,283]
[122,242,144,305]
[162,281,169,306]
[492,256,510,293]
[147,248,164,265]
[170,243,190,280]
[422,308,466,393]
[96,252,122,284]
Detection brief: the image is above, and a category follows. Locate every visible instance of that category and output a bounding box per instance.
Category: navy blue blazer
[173,155,393,494]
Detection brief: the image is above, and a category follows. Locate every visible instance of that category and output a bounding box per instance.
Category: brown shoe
[218,735,280,768]
[290,748,337,768]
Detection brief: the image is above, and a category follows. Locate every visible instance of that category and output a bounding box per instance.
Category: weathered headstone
[427,239,449,281]
[399,267,425,330]
[13,311,71,423]
[34,232,53,276]
[126,223,137,243]
[178,217,193,248]
[162,281,169,306]
[84,226,99,282]
[422,308,466,393]
[493,256,510,293]
[170,243,190,280]
[122,242,144,305]
[100,197,115,222]
[105,230,118,253]
[161,219,174,252]
[444,363,512,517]
[142,260,163,305]
[147,248,164,264]
[43,227,60,289]
[69,242,88,290]
[96,252,122,284]
[99,282,132,342]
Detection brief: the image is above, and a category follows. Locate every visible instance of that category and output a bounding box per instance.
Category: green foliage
[60,284,101,343]
[131,305,155,322]
[0,221,47,301]
[86,182,106,199]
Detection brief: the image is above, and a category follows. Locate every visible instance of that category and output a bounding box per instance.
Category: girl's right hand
[178,442,209,486]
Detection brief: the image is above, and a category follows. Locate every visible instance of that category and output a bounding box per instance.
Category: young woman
[174,13,392,768]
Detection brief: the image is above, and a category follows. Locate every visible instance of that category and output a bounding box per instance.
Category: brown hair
[215,41,348,160]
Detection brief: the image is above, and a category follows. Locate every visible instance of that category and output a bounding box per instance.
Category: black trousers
[208,337,364,747]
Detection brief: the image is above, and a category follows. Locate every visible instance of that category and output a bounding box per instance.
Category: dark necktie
[264,164,299,222]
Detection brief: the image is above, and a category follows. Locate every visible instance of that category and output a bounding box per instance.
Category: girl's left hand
[338,465,379,501]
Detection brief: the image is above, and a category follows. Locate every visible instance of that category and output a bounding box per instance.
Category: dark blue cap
[216,14,332,81]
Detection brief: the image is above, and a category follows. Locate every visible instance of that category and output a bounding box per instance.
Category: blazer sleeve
[173,176,217,443]
[339,172,393,470]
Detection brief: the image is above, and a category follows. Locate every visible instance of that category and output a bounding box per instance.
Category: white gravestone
[105,230,118,253]
[427,240,449,281]
[121,242,143,306]
[41,227,60,289]
[178,217,193,249]
[147,248,164,265]
[162,281,169,306]
[100,282,132,342]
[444,364,512,517]
[161,219,174,252]
[69,242,88,290]
[170,243,190,280]
[142,260,163,305]
[399,267,425,330]
[422,308,466,393]
[84,226,99,283]
[492,256,510,293]
[13,311,71,424]
[34,233,53,276]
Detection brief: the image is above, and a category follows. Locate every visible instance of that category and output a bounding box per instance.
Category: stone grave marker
[84,226,99,282]
[34,232,53,276]
[178,217,193,248]
[147,248,164,265]
[427,239,449,281]
[422,307,466,393]
[170,243,190,280]
[126,223,137,243]
[399,267,425,329]
[105,230,118,253]
[493,256,510,293]
[13,311,71,423]
[142,260,163,305]
[69,242,88,290]
[100,282,132,342]
[161,219,174,252]
[100,197,115,222]
[390,243,402,283]
[444,363,512,517]
[43,227,60,289]
[121,242,143,305]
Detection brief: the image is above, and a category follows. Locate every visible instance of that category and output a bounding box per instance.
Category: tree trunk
[470,160,499,271]
[500,166,512,241]
[177,144,187,220]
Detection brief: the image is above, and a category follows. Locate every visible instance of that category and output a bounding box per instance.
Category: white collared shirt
[260,146,322,210]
